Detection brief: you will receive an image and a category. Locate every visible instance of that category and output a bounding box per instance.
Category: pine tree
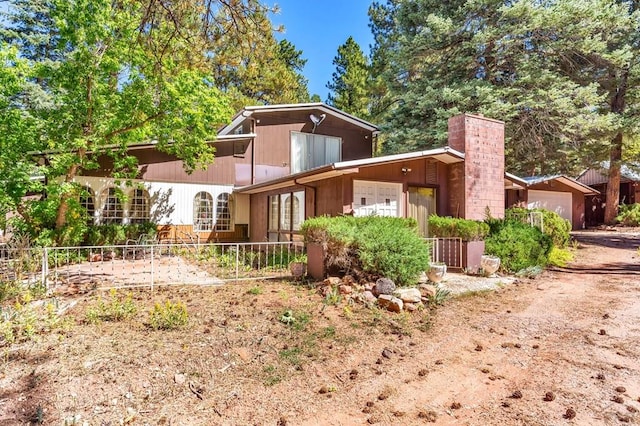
[326,37,370,118]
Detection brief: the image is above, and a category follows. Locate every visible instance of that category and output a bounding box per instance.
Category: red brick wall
[447,114,505,220]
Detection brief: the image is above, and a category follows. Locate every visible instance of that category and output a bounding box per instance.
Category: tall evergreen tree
[369,0,639,211]
[326,36,370,118]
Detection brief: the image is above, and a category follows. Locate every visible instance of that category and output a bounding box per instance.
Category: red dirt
[1,228,639,425]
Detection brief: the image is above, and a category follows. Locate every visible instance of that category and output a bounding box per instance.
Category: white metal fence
[1,242,304,292]
[1,237,462,292]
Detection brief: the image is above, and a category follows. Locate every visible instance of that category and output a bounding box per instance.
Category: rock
[418,283,437,298]
[404,302,417,312]
[362,291,377,303]
[394,288,421,303]
[373,278,396,296]
[174,373,186,385]
[323,277,341,287]
[364,282,375,291]
[234,347,250,362]
[377,294,403,312]
[338,284,353,295]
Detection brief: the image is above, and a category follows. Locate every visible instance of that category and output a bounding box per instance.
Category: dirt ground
[0,228,639,425]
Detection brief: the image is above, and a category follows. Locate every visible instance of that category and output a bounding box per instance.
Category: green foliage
[247,285,263,295]
[148,300,188,331]
[323,286,342,306]
[428,216,490,241]
[1,293,65,346]
[548,247,575,268]
[505,207,571,248]
[301,216,429,286]
[278,309,311,331]
[85,289,137,324]
[429,285,451,306]
[485,220,553,273]
[616,203,640,226]
[326,36,371,118]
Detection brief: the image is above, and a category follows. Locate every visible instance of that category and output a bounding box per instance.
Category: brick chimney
[447,114,505,220]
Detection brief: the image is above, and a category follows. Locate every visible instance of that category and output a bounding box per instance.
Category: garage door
[353,180,402,217]
[527,190,572,223]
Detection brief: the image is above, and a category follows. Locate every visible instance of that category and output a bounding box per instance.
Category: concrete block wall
[447,114,505,220]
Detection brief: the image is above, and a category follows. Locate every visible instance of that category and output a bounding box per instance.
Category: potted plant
[289,253,307,278]
[428,215,490,273]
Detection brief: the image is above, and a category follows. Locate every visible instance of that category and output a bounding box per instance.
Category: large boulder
[373,278,396,296]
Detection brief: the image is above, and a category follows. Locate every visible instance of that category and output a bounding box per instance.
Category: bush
[84,223,157,246]
[301,216,429,286]
[616,203,640,226]
[485,220,553,273]
[505,207,571,248]
[149,300,188,330]
[86,289,137,323]
[428,216,489,241]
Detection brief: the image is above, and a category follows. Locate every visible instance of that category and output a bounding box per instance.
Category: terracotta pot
[289,261,307,278]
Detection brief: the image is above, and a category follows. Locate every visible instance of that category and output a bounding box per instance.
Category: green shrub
[149,300,188,330]
[548,247,574,267]
[616,203,640,226]
[505,207,570,248]
[84,223,157,246]
[428,216,489,241]
[485,220,553,273]
[301,216,429,286]
[86,289,137,323]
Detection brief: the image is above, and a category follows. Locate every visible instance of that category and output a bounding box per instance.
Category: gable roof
[522,175,598,194]
[234,146,465,194]
[218,102,379,136]
[577,162,640,186]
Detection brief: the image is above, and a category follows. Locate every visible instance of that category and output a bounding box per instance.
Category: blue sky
[269,0,374,102]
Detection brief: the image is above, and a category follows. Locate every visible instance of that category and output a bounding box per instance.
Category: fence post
[42,247,49,291]
[150,244,155,292]
[235,243,239,283]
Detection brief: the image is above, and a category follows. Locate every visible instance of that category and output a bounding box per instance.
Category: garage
[527,190,572,223]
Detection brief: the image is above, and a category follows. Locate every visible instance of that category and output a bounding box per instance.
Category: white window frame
[193,191,214,232]
[215,192,233,232]
[291,131,342,173]
[100,187,124,224]
[129,188,150,224]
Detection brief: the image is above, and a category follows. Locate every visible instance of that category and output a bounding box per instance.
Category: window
[130,188,150,224]
[100,187,124,224]
[291,132,341,173]
[268,190,305,241]
[79,186,95,224]
[193,192,214,232]
[215,193,232,231]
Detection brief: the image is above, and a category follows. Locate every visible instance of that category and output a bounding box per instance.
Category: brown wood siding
[156,224,248,243]
[85,142,253,186]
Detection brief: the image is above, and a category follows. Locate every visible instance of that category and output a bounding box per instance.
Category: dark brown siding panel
[250,193,268,242]
[315,177,345,216]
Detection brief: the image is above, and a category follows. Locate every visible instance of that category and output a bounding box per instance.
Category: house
[505,175,598,230]
[60,103,590,244]
[576,163,640,226]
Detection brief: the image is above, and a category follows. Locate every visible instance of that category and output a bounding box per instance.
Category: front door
[408,187,436,237]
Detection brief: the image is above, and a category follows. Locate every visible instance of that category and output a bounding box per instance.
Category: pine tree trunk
[604,133,622,224]
[603,67,629,225]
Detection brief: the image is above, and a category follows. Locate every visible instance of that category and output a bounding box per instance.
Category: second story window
[291,132,341,173]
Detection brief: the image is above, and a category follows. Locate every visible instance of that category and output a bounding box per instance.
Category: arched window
[100,187,123,224]
[193,192,214,232]
[215,193,232,231]
[129,188,150,224]
[79,186,96,224]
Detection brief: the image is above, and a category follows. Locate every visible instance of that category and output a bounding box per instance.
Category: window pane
[193,192,213,232]
[130,188,150,224]
[101,188,123,224]
[79,186,95,224]
[292,191,305,231]
[268,195,279,231]
[215,193,232,231]
[291,132,341,173]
